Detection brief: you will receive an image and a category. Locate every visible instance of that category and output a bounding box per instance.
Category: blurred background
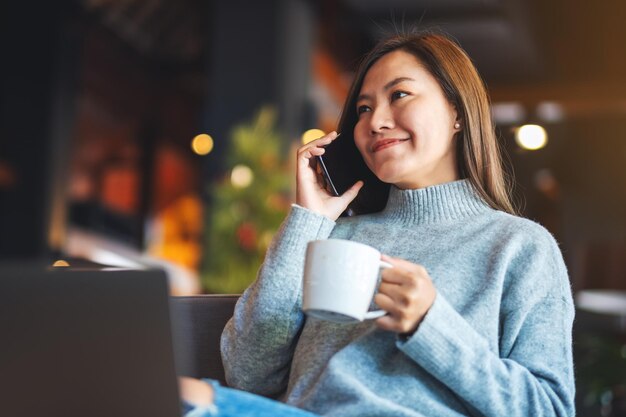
[1,0,625,414]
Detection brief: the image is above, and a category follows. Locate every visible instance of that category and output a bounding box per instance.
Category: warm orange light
[52,260,70,267]
[301,129,326,145]
[191,134,214,155]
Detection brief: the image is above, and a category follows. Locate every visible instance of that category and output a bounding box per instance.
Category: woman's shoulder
[487,211,572,304]
[485,209,560,249]
[482,210,568,281]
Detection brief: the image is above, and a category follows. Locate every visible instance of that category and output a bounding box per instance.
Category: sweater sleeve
[220,205,335,397]
[397,233,575,417]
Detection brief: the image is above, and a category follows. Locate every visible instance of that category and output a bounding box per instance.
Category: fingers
[295,130,360,220]
[297,131,339,160]
[373,257,437,334]
[374,292,413,333]
[379,258,425,286]
[375,313,404,333]
[374,292,402,316]
[381,254,426,274]
[378,281,417,306]
[297,132,339,179]
[304,146,325,161]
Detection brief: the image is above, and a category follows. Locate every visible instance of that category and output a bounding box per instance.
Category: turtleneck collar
[379,179,492,225]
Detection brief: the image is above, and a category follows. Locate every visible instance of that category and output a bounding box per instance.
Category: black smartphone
[315,149,355,217]
[315,154,340,196]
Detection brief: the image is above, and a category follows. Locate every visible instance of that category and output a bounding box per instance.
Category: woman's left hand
[374,255,437,335]
[178,377,214,407]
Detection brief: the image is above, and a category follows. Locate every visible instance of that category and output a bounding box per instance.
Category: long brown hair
[324,31,517,215]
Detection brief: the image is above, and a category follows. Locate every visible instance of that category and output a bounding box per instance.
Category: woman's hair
[324,31,517,215]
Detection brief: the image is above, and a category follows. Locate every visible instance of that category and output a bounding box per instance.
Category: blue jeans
[182,380,319,417]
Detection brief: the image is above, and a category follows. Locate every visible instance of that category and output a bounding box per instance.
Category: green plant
[202,107,291,293]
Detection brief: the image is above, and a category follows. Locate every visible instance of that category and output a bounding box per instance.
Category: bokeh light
[52,260,70,267]
[536,102,565,123]
[231,165,254,188]
[191,134,214,155]
[515,124,548,150]
[301,129,326,145]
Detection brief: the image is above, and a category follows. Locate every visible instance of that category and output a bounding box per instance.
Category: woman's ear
[451,104,462,130]
[453,112,462,130]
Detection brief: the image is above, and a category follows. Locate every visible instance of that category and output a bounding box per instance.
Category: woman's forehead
[359,51,433,93]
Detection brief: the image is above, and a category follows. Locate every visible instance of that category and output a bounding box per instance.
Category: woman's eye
[356,105,371,115]
[391,91,408,101]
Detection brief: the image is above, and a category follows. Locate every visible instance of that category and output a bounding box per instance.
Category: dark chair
[170,295,239,384]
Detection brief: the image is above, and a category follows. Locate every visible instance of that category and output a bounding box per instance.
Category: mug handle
[362,260,393,320]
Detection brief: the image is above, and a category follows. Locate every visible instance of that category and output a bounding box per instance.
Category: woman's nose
[369,105,394,134]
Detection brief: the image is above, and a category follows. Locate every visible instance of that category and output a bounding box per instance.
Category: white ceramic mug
[302,239,392,323]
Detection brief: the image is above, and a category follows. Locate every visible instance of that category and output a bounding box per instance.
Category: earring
[454,122,461,129]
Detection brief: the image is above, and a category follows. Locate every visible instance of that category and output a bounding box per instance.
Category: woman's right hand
[295,131,363,221]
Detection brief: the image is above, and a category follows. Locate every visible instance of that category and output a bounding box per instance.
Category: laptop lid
[0,266,181,417]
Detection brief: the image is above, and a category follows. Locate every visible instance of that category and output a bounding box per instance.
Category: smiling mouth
[372,138,410,153]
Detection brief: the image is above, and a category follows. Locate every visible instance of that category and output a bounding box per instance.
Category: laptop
[0,265,182,417]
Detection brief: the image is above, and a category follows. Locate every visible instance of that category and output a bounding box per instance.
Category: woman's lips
[372,138,410,153]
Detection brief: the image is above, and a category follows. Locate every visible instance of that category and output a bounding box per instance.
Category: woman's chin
[367,161,410,186]
[373,169,423,189]
[373,171,403,186]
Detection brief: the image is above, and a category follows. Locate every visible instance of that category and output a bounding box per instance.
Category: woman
[220,31,575,417]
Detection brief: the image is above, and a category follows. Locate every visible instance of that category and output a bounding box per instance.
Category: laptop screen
[0,266,181,417]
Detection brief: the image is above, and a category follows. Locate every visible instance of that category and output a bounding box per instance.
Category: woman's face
[353,50,460,189]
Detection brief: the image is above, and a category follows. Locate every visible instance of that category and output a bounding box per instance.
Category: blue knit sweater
[221,180,575,416]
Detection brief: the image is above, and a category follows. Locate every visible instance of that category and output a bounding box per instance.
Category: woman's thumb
[340,181,364,204]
